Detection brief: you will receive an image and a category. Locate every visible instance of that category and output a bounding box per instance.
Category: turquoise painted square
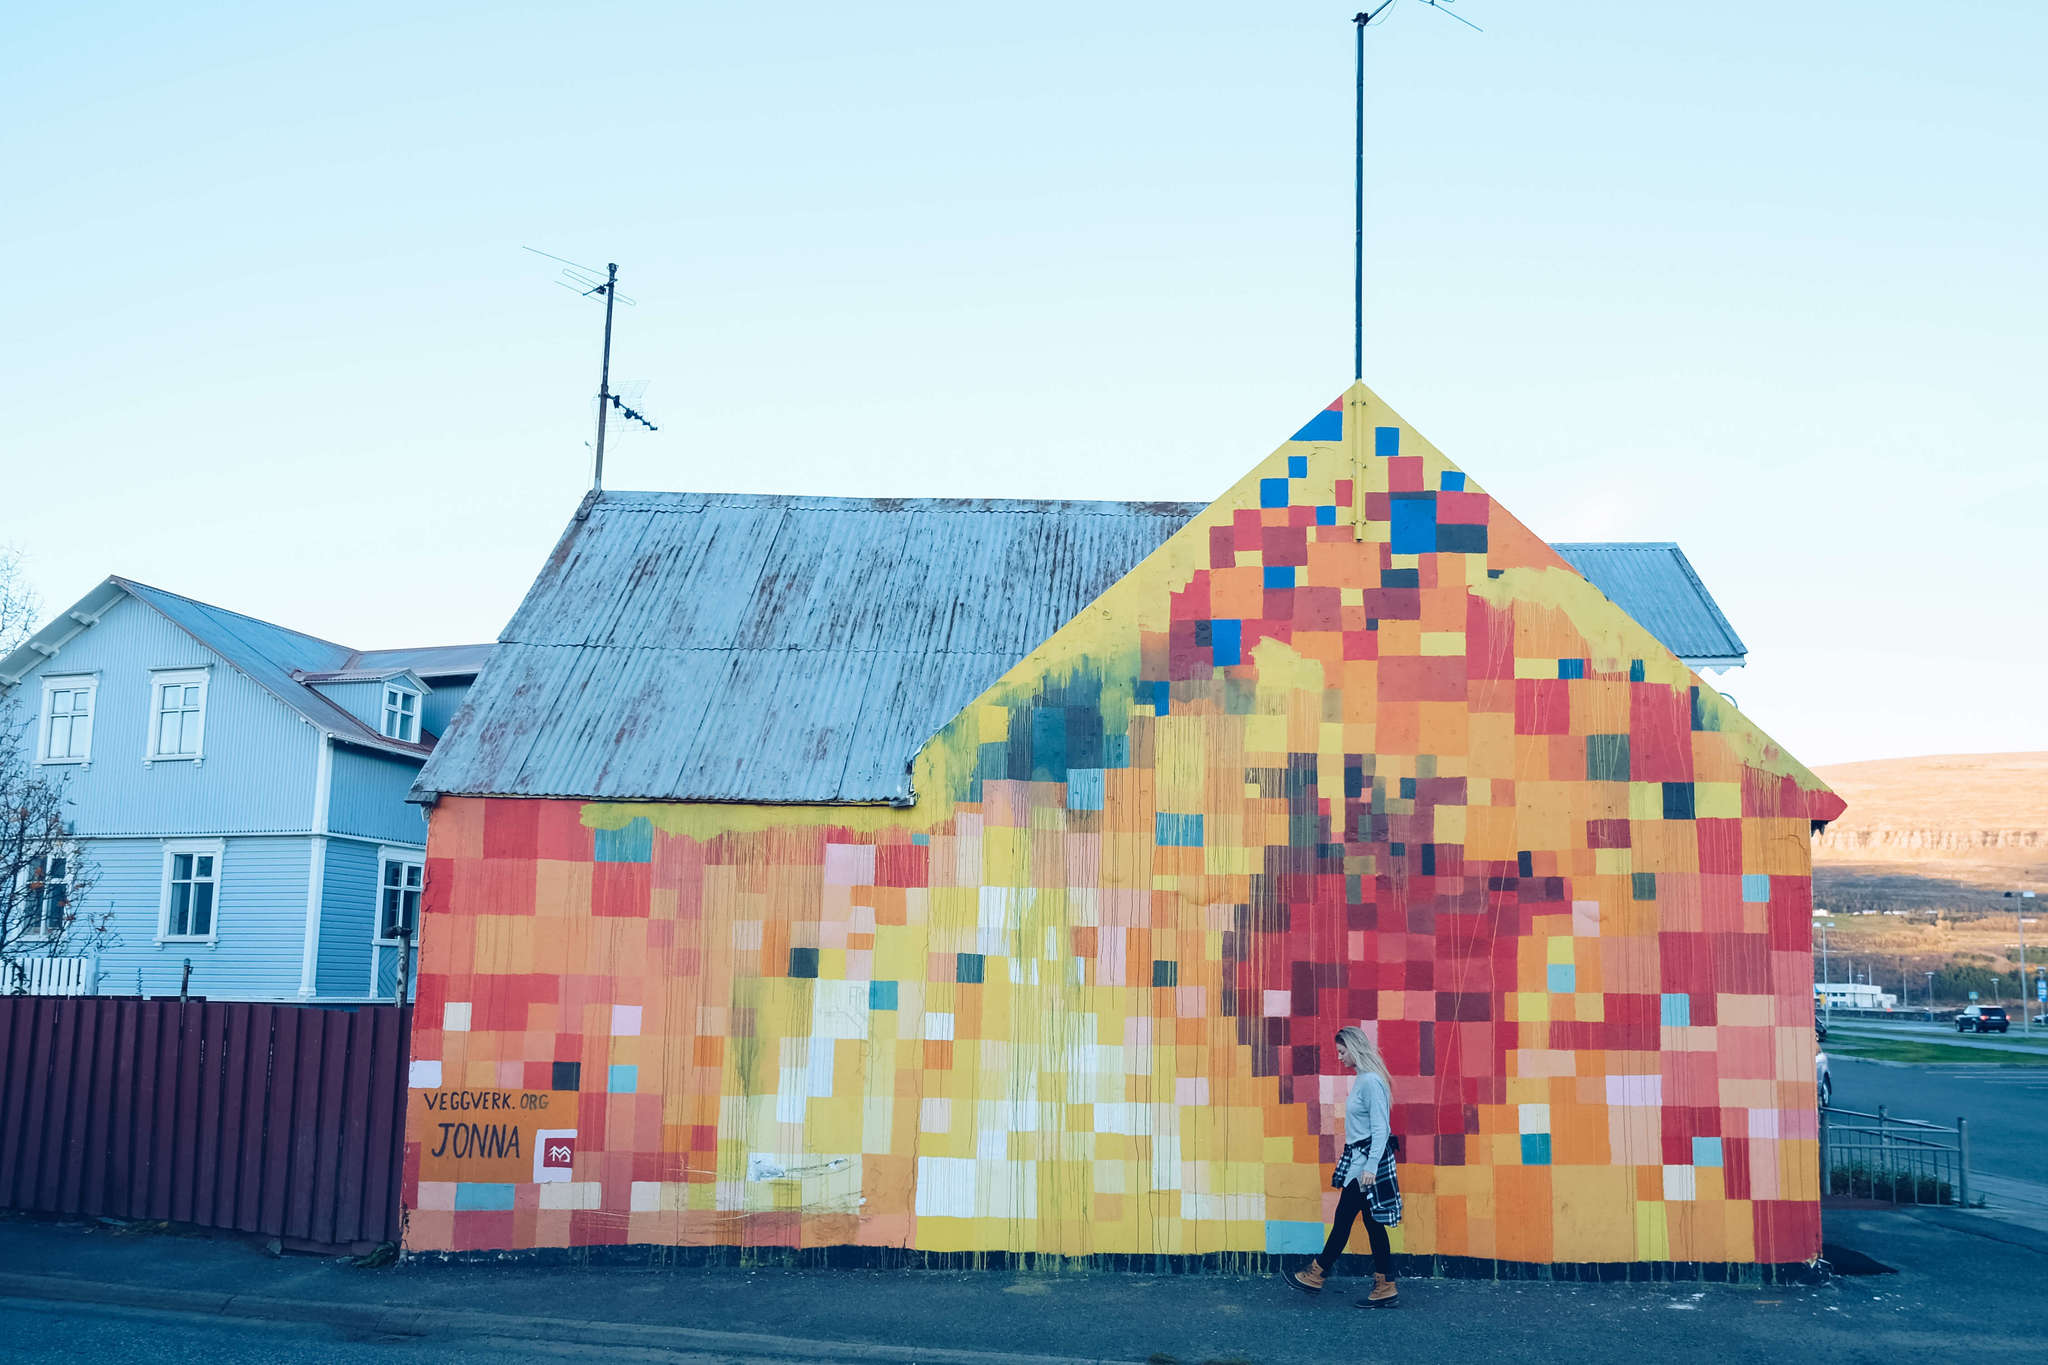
[1660,993,1690,1027]
[1584,734,1630,783]
[1742,874,1771,904]
[1265,1219,1327,1254]
[608,1064,637,1094]
[1068,768,1105,812]
[911,833,930,847]
[1155,812,1204,847]
[1693,1137,1723,1167]
[1520,1133,1552,1165]
[869,980,898,1010]
[1547,963,1576,993]
[1632,872,1657,901]
[454,1183,516,1211]
[593,817,654,864]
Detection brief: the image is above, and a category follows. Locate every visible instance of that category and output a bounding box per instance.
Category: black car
[1956,1006,2010,1034]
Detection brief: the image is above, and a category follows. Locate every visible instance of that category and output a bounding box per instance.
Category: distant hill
[1812,752,2047,914]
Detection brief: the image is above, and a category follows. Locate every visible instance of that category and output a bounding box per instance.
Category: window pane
[195,855,214,878]
[383,861,401,889]
[182,685,199,707]
[50,856,66,880]
[191,881,213,936]
[405,864,423,890]
[173,853,192,880]
[171,881,191,936]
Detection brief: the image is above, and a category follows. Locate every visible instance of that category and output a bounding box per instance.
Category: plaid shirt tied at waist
[1331,1140,1403,1225]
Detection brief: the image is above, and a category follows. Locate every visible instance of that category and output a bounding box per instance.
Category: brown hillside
[1811,752,2048,913]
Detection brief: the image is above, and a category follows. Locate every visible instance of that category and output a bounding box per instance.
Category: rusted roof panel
[416,493,1205,803]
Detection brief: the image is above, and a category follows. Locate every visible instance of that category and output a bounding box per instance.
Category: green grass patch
[1826,1036,2048,1066]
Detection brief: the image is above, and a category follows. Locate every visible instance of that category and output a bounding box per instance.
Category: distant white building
[1817,982,1897,1010]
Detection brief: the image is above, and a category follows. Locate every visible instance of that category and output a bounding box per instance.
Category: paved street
[6,1204,2048,1365]
[1830,1058,2048,1186]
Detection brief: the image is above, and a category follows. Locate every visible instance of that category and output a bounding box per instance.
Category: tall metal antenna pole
[593,262,618,492]
[1354,12,1368,381]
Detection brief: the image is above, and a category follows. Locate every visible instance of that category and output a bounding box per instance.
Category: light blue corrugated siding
[77,835,312,1001]
[421,680,471,742]
[307,679,389,734]
[11,596,321,835]
[327,745,429,844]
[316,838,378,998]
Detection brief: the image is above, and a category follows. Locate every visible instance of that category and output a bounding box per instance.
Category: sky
[3,1,2043,768]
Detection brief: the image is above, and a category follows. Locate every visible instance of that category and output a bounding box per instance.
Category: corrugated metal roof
[415,493,1206,804]
[416,495,1753,805]
[1549,543,1748,663]
[347,643,493,678]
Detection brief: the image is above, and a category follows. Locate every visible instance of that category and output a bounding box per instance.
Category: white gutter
[298,734,333,999]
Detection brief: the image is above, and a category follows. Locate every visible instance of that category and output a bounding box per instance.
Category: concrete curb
[0,1272,1131,1365]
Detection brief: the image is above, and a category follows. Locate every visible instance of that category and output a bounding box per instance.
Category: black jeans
[1319,1181,1393,1277]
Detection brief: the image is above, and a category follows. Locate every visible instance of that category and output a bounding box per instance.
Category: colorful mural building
[402,384,1844,1271]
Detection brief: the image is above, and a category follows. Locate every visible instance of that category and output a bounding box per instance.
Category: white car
[1816,1029,1832,1108]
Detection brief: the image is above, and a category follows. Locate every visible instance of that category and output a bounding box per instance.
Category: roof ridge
[113,575,358,654]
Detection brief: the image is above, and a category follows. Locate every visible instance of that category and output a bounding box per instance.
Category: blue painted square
[1210,619,1241,666]
[1440,471,1465,491]
[1105,733,1129,768]
[789,947,819,979]
[911,833,930,846]
[1266,1219,1327,1254]
[1145,679,1170,715]
[1260,477,1290,508]
[1556,658,1585,679]
[1628,659,1646,682]
[1547,963,1576,993]
[1375,426,1400,456]
[1389,495,1437,554]
[1520,1133,1552,1166]
[1742,874,1771,904]
[1263,566,1294,589]
[869,980,898,1011]
[454,1183,517,1211]
[1693,1137,1723,1168]
[1292,408,1342,442]
[1316,505,1337,525]
[608,1064,638,1094]
[1660,993,1691,1027]
[1156,812,1204,847]
[1633,872,1657,901]
[956,952,985,984]
[1067,767,1105,811]
[594,817,654,864]
[1030,708,1066,782]
[1288,454,1308,478]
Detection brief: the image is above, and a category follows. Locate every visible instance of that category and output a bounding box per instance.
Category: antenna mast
[594,262,618,492]
[1351,2,1480,382]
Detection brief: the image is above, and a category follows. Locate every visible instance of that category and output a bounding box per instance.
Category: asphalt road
[1831,1058,2048,1185]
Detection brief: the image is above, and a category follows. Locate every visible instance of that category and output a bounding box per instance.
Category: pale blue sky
[4,2,2043,766]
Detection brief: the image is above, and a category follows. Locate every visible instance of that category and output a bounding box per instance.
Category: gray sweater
[1344,1071,1393,1189]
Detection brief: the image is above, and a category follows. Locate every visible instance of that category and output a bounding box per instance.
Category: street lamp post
[1924,970,1935,1021]
[1817,917,1832,1025]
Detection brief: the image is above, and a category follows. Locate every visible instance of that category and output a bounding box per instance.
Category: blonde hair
[1334,1025,1392,1093]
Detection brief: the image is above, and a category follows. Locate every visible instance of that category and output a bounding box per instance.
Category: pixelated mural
[403,384,1844,1266]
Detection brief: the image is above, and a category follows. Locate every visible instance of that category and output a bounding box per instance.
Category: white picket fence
[4,956,98,996]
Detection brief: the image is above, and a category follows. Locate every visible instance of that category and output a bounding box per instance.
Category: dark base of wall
[401,1240,1827,1286]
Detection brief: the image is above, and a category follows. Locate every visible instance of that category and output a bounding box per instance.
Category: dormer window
[381,684,421,742]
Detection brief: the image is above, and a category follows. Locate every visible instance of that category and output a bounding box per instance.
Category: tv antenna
[1352,2,1481,380]
[524,247,659,493]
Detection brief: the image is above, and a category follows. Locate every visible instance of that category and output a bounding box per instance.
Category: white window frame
[373,850,424,945]
[146,668,210,764]
[37,674,97,765]
[380,683,422,743]
[157,839,224,944]
[15,854,71,938]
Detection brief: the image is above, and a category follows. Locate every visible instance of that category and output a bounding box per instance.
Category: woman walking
[1286,1025,1401,1308]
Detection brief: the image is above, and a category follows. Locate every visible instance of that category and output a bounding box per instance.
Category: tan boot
[1357,1273,1399,1308]
[1286,1260,1326,1295]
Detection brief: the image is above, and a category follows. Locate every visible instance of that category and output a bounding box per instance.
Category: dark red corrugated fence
[0,997,411,1252]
